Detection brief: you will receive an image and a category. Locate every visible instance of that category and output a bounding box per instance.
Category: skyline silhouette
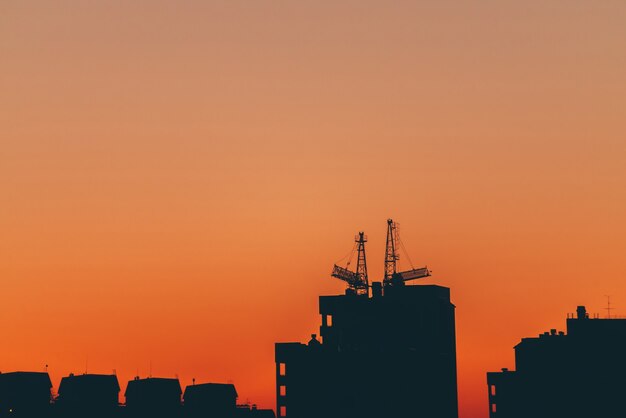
[2,220,625,418]
[2,284,623,417]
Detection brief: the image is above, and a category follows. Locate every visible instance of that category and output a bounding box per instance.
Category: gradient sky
[1,1,626,417]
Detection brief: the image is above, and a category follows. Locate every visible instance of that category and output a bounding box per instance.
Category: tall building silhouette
[487,305,626,418]
[275,220,458,418]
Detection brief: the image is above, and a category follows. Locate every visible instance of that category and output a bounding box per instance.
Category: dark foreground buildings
[487,305,626,418]
[275,221,458,418]
[0,371,273,418]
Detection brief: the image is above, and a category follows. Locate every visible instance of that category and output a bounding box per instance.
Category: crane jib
[397,267,431,281]
[331,265,360,285]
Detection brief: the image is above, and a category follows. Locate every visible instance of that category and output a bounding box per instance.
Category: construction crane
[383,219,430,286]
[331,232,369,296]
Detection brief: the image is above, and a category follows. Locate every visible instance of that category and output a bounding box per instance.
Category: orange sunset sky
[1,2,626,417]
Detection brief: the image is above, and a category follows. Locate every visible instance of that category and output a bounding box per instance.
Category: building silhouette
[183,382,238,417]
[275,284,458,418]
[56,373,120,417]
[124,376,182,417]
[0,371,52,417]
[487,305,626,418]
[275,221,458,418]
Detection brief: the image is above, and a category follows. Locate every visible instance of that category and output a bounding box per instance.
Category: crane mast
[384,218,431,286]
[355,231,369,293]
[332,220,429,294]
[331,231,369,296]
[384,219,399,283]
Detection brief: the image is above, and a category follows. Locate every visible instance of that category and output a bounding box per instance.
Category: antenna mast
[605,295,613,319]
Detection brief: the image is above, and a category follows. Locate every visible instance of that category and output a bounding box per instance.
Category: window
[279,385,286,396]
[491,403,496,413]
[279,363,286,376]
[490,384,496,396]
[280,406,287,417]
[327,315,333,326]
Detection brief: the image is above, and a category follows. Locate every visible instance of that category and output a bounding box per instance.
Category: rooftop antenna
[605,295,613,319]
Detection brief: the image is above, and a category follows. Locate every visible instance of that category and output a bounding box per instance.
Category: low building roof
[125,377,182,398]
[183,383,238,400]
[0,371,52,389]
[58,374,120,395]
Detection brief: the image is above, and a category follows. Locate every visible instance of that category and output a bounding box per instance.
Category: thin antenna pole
[605,295,613,319]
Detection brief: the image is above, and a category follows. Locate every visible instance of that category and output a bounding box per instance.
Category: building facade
[487,306,626,418]
[276,283,458,418]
